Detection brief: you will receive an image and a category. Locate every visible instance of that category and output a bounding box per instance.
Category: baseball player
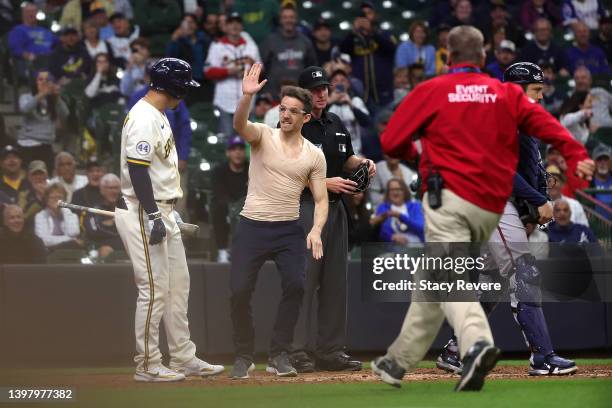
[436,62,577,376]
[115,58,224,382]
[371,26,594,391]
[229,63,328,379]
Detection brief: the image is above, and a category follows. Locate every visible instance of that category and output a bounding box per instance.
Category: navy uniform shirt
[300,110,354,200]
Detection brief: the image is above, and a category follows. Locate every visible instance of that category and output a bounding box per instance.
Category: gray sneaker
[266,352,298,377]
[229,357,255,380]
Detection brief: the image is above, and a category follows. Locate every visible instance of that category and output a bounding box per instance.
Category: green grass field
[6,359,612,408]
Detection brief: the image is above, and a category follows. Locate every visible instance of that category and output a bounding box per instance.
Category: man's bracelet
[148,211,162,221]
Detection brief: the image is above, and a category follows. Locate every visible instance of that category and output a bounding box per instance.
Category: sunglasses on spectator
[279,106,307,116]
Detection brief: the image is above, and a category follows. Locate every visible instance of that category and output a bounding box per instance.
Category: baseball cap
[109,12,127,22]
[86,157,102,170]
[0,145,21,160]
[60,26,78,36]
[226,11,243,23]
[313,18,331,30]
[499,40,516,53]
[298,66,330,89]
[592,144,611,160]
[28,160,48,175]
[227,135,245,149]
[360,1,375,10]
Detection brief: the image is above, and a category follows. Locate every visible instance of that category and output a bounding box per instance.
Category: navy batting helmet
[149,58,200,99]
[503,62,544,84]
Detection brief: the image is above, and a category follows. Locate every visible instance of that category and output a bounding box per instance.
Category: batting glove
[148,211,166,245]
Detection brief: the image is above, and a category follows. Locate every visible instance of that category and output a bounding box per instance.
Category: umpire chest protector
[301,110,354,183]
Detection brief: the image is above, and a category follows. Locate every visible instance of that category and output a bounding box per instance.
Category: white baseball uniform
[115,98,196,373]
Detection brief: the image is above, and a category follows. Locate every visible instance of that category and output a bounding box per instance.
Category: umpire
[291,66,376,372]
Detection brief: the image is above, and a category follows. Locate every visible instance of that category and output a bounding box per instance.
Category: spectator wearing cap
[520,0,561,30]
[49,152,87,203]
[88,7,114,40]
[35,183,82,250]
[48,27,92,82]
[547,199,598,244]
[359,1,396,42]
[562,0,608,31]
[327,69,370,155]
[119,37,151,97]
[106,12,140,68]
[19,160,48,228]
[84,173,123,258]
[566,21,610,75]
[435,24,451,75]
[205,12,261,137]
[325,52,365,99]
[486,39,517,80]
[592,16,611,62]
[0,145,29,204]
[479,2,522,48]
[311,19,338,67]
[133,0,181,56]
[210,136,248,263]
[395,20,436,77]
[230,0,280,43]
[546,164,590,225]
[519,18,570,76]
[0,205,46,264]
[590,144,612,219]
[166,13,210,85]
[250,94,273,123]
[17,70,69,171]
[72,159,105,208]
[260,5,318,99]
[339,7,396,112]
[8,2,57,81]
[60,0,114,34]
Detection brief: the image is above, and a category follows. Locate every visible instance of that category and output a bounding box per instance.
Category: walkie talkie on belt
[427,169,444,209]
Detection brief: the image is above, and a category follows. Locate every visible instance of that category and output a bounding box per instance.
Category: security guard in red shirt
[371,25,594,392]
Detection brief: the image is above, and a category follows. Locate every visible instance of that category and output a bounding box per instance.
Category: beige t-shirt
[241,123,326,221]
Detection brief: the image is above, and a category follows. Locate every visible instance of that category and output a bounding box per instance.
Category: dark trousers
[294,199,348,357]
[230,216,306,361]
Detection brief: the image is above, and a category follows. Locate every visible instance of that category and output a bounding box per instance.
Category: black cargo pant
[293,198,348,357]
[230,216,306,361]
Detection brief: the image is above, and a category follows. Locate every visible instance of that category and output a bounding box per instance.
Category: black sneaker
[455,341,500,392]
[266,352,298,377]
[371,356,405,388]
[290,351,315,373]
[229,357,255,380]
[436,339,463,374]
[529,353,577,376]
[315,352,362,371]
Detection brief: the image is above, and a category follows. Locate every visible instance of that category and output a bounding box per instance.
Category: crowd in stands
[1,0,611,264]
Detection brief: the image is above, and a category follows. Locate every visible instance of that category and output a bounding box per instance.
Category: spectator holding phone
[327,70,370,155]
[167,13,209,85]
[120,38,152,97]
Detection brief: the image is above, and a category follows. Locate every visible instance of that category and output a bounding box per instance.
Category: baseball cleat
[454,341,500,392]
[266,352,298,377]
[371,356,405,388]
[290,351,315,373]
[229,358,255,380]
[315,352,362,371]
[436,339,463,375]
[134,365,186,382]
[170,357,225,377]
[528,353,577,376]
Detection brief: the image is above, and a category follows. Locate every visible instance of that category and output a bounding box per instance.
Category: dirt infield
[6,365,612,389]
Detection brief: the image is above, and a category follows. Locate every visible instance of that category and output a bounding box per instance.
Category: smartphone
[335,84,345,93]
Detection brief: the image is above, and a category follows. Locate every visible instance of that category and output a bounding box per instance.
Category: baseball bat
[58,201,200,237]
